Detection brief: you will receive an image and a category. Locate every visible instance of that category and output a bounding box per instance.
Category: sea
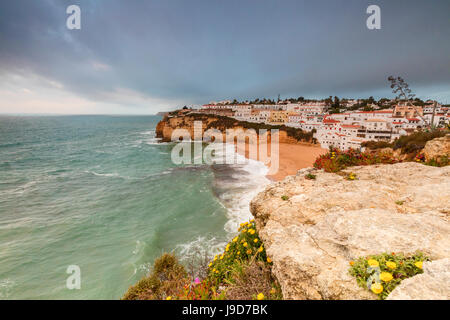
[0,115,270,299]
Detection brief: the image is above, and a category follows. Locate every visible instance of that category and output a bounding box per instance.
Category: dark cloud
[0,0,449,113]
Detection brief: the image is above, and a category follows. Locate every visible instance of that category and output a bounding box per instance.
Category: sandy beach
[235,142,327,181]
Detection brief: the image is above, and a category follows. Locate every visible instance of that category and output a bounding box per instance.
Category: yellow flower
[246,249,252,255]
[242,229,247,233]
[367,259,379,267]
[256,293,265,300]
[215,270,219,274]
[237,251,240,255]
[386,261,397,270]
[253,239,258,243]
[415,261,423,269]
[267,257,272,263]
[166,296,172,300]
[258,246,263,253]
[212,268,216,272]
[380,272,393,282]
[226,244,230,252]
[248,229,255,235]
[233,237,238,243]
[250,219,255,223]
[349,261,354,266]
[208,263,212,267]
[371,283,383,294]
[220,255,224,260]
[213,255,217,261]
[243,242,248,247]
[270,288,276,295]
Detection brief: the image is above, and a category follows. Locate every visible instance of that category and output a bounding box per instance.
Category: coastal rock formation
[156,113,315,145]
[387,259,450,300]
[250,163,450,300]
[423,134,450,161]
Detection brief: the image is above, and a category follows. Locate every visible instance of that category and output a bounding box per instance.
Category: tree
[388,76,429,128]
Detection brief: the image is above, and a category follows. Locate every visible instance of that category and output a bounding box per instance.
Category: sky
[0,0,449,114]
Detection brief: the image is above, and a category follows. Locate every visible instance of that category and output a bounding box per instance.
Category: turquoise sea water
[0,115,269,299]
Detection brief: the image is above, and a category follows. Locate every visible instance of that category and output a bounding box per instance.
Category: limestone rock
[387,259,450,300]
[250,163,450,299]
[423,134,450,161]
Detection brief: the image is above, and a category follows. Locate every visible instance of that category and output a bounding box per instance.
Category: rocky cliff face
[156,113,315,145]
[250,162,450,300]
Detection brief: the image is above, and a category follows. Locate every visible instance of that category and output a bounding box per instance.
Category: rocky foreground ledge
[250,162,450,300]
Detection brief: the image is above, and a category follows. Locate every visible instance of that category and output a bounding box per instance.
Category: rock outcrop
[423,134,450,161]
[156,113,316,145]
[387,259,450,300]
[250,163,450,300]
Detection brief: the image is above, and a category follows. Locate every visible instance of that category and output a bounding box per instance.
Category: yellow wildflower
[208,262,212,267]
[237,251,240,255]
[380,272,393,282]
[213,255,217,261]
[246,249,252,255]
[232,237,238,243]
[415,261,423,269]
[258,246,263,253]
[386,261,397,270]
[267,257,272,263]
[256,293,264,300]
[220,255,224,260]
[371,283,383,294]
[243,242,248,247]
[367,259,379,267]
[349,261,354,266]
[253,238,258,243]
[166,296,172,300]
[226,244,230,252]
[270,288,276,295]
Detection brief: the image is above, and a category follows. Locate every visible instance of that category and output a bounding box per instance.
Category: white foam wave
[85,171,120,178]
[215,143,270,233]
[175,235,226,262]
[0,278,15,299]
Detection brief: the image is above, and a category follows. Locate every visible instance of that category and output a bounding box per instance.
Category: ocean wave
[212,144,270,234]
[0,278,15,299]
[175,235,227,262]
[0,180,38,197]
[84,170,120,178]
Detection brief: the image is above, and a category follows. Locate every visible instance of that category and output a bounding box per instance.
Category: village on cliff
[172,97,449,150]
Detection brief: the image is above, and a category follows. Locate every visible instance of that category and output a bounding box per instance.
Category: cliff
[155,112,317,145]
[250,162,450,300]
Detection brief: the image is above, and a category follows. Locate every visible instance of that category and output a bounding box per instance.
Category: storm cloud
[0,0,449,114]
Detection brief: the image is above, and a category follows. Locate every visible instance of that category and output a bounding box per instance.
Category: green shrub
[122,253,187,300]
[393,130,447,154]
[305,173,316,180]
[281,195,289,201]
[313,148,398,173]
[361,140,392,150]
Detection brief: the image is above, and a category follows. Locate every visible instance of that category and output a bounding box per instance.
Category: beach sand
[235,142,327,181]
